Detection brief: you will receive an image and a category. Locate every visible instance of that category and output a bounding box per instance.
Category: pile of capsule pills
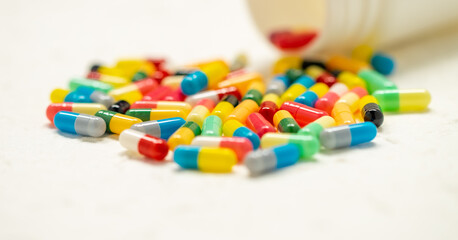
[47,46,431,176]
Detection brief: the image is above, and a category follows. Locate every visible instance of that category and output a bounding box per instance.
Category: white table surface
[1,1,458,239]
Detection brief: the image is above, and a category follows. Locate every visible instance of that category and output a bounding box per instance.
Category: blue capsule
[233,126,260,149]
[64,91,92,103]
[371,53,395,75]
[294,90,319,107]
[320,122,377,149]
[244,144,300,175]
[180,71,209,95]
[294,75,315,88]
[130,117,186,140]
[54,111,106,137]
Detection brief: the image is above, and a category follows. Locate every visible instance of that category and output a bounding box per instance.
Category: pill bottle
[246,0,458,55]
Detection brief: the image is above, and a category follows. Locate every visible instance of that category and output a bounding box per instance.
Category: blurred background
[1,0,458,240]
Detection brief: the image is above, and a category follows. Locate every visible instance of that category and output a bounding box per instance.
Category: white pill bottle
[247,0,458,54]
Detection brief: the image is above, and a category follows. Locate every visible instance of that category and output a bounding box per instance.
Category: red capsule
[247,113,276,138]
[316,72,337,87]
[258,101,278,124]
[151,69,170,83]
[142,86,174,101]
[163,88,186,101]
[147,58,166,70]
[314,83,349,114]
[216,86,242,100]
[280,101,329,127]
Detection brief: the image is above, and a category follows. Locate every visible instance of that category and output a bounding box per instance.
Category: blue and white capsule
[265,75,291,96]
[320,122,377,149]
[244,144,300,175]
[130,117,186,140]
[54,111,106,137]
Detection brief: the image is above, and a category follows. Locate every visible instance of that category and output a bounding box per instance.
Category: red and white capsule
[119,129,169,160]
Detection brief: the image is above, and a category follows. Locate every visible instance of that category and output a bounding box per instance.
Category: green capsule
[286,68,303,82]
[201,115,222,136]
[69,77,114,93]
[242,89,263,105]
[358,69,397,94]
[132,71,148,82]
[273,110,300,133]
[297,116,336,139]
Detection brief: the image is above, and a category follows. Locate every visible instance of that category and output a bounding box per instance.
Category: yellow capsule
[314,116,336,128]
[352,45,374,62]
[308,82,329,98]
[326,55,370,74]
[331,102,356,125]
[305,65,325,79]
[261,93,281,107]
[337,87,368,112]
[200,61,230,89]
[212,101,235,121]
[109,84,143,104]
[217,72,263,95]
[115,59,156,77]
[161,76,184,90]
[187,105,210,128]
[98,66,131,79]
[50,88,70,103]
[168,127,196,150]
[71,103,107,115]
[174,146,237,173]
[372,89,431,112]
[358,95,379,112]
[247,81,266,94]
[337,71,367,89]
[98,74,130,88]
[281,84,307,103]
[225,99,259,124]
[198,147,237,173]
[222,119,242,136]
[272,56,301,74]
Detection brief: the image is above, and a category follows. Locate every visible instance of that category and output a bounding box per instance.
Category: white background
[1,0,458,239]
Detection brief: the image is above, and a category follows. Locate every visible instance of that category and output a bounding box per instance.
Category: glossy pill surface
[130,101,191,115]
[46,103,107,123]
[201,115,222,136]
[108,100,130,114]
[167,121,201,150]
[191,136,253,162]
[125,109,187,122]
[359,95,384,127]
[280,75,315,102]
[186,99,215,127]
[211,95,239,121]
[314,83,348,114]
[297,116,336,138]
[119,129,169,160]
[332,102,356,125]
[320,122,377,149]
[261,133,319,159]
[130,117,185,140]
[95,110,142,134]
[246,113,276,138]
[226,99,259,124]
[54,111,106,137]
[280,101,329,127]
[69,77,114,93]
[174,146,237,173]
[244,144,300,175]
[358,69,397,94]
[273,110,300,133]
[266,75,290,96]
[223,119,260,149]
[372,89,431,112]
